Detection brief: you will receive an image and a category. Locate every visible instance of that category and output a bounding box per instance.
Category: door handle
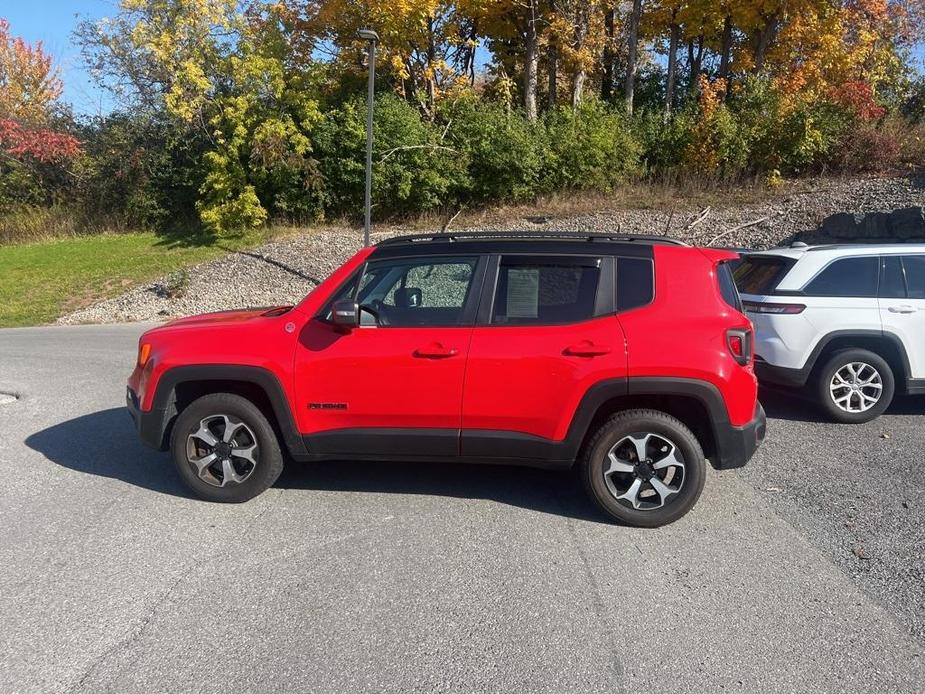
[564,341,611,357]
[888,305,917,314]
[413,343,459,359]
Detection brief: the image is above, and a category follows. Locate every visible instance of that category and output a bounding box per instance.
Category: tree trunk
[523,2,539,121]
[718,15,733,98]
[624,0,642,115]
[751,13,780,73]
[688,35,704,94]
[571,71,586,108]
[570,1,590,108]
[426,16,437,115]
[664,20,680,119]
[547,43,558,109]
[601,7,615,101]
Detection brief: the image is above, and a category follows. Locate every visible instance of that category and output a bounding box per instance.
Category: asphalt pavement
[1,324,923,694]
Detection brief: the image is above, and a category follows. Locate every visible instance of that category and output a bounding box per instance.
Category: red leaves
[831,81,886,122]
[0,119,81,163]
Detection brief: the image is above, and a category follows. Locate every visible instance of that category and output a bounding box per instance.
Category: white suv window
[903,256,925,299]
[804,257,879,297]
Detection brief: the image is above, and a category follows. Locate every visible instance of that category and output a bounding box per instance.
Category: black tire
[815,348,894,424]
[170,393,284,502]
[579,409,706,528]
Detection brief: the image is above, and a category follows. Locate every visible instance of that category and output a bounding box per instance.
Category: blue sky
[4,1,924,117]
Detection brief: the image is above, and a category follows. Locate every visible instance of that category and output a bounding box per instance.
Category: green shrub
[73,113,204,231]
[732,78,848,175]
[440,95,546,204]
[315,94,467,219]
[541,100,641,192]
[634,108,693,176]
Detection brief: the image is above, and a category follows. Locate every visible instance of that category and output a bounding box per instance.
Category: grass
[0,229,289,328]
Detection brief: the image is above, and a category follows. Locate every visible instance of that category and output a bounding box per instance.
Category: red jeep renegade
[128,232,766,527]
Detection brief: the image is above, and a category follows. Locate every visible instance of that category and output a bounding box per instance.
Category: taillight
[743,300,805,314]
[726,328,753,366]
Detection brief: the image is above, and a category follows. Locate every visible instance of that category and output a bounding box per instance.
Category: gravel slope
[60,175,925,324]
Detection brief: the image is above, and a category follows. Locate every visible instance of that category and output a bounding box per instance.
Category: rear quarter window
[733,255,795,295]
[804,256,879,297]
[616,257,654,311]
[718,262,743,311]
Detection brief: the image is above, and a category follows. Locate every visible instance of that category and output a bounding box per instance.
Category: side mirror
[330,299,359,329]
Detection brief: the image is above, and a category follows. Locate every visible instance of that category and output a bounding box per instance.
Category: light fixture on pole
[358,28,379,247]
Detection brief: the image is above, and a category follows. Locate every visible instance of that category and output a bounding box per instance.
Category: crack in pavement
[561,503,627,692]
[65,490,286,693]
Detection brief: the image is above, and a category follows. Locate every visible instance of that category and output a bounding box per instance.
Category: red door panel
[461,316,627,442]
[295,320,472,435]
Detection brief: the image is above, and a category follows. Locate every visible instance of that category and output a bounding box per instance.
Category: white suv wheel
[829,362,883,414]
[816,349,895,424]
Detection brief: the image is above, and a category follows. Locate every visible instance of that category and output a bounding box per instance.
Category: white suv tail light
[743,300,806,315]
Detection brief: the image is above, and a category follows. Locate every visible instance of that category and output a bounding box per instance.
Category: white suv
[735,243,925,423]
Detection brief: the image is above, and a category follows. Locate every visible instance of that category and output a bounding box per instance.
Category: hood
[152,306,293,331]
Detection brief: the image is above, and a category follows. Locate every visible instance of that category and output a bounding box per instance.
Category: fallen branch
[706,216,770,246]
[379,144,456,161]
[441,208,463,233]
[664,208,675,236]
[684,206,712,231]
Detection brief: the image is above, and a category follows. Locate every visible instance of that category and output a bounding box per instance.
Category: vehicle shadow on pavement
[276,459,610,524]
[25,407,191,498]
[760,386,925,422]
[25,407,609,522]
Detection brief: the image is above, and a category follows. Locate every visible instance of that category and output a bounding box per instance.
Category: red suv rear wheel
[580,410,706,527]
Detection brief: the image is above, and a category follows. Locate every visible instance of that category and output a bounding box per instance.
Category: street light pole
[358,29,379,247]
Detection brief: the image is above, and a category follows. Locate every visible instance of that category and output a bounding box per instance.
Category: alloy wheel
[602,432,685,511]
[186,414,259,487]
[829,362,883,414]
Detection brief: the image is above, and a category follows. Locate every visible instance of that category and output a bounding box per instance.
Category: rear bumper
[127,387,169,451]
[754,358,809,388]
[712,402,766,470]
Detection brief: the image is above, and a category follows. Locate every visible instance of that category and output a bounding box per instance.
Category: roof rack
[804,241,925,252]
[376,230,689,247]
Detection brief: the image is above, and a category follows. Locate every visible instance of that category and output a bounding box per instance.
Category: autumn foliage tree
[0,19,81,213]
[0,0,921,238]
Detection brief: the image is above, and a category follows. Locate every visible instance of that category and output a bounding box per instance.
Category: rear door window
[804,257,879,297]
[491,257,601,325]
[733,256,794,295]
[879,256,906,298]
[902,255,925,299]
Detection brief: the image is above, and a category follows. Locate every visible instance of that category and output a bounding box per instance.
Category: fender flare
[562,376,730,459]
[148,364,306,457]
[802,330,911,384]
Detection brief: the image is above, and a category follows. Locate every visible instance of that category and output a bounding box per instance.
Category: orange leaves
[0,18,64,125]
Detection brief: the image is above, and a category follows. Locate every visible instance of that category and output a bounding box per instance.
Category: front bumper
[127,386,170,451]
[711,402,767,470]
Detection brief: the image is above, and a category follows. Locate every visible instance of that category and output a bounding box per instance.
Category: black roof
[371,231,685,259]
